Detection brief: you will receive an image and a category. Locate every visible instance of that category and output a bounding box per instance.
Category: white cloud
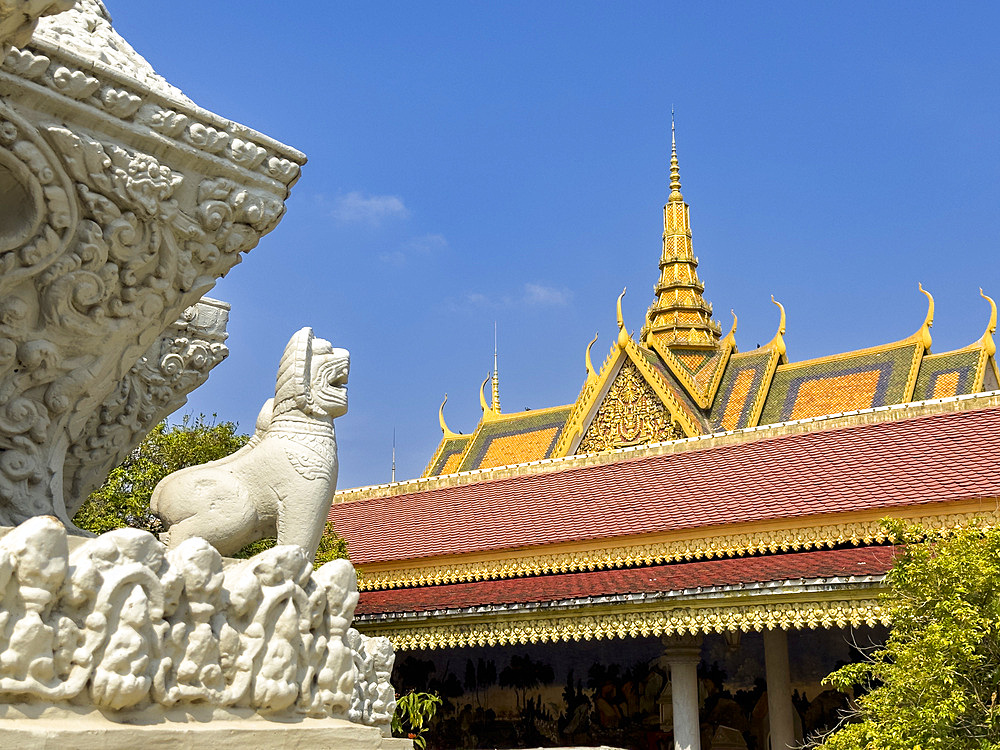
[378,234,449,266]
[331,191,409,225]
[524,283,572,306]
[453,283,572,310]
[404,233,448,254]
[377,250,407,266]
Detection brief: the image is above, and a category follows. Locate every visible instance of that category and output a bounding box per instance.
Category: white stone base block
[0,715,412,750]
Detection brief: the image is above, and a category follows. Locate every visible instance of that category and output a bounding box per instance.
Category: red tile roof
[331,406,1000,566]
[356,546,895,616]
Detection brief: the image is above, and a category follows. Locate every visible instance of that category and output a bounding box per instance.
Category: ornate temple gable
[422,395,472,477]
[757,287,934,425]
[578,358,685,452]
[912,291,998,401]
[641,119,721,351]
[554,295,706,458]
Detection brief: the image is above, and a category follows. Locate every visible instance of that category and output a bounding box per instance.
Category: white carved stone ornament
[152,328,350,559]
[0,0,305,528]
[0,0,75,52]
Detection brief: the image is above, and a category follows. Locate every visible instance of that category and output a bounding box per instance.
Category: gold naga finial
[438,394,457,437]
[585,332,599,380]
[915,283,934,351]
[722,309,738,346]
[759,295,787,357]
[979,288,997,356]
[771,295,786,335]
[616,288,631,347]
[479,373,493,416]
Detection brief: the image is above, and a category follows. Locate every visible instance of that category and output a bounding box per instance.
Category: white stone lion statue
[151,327,349,558]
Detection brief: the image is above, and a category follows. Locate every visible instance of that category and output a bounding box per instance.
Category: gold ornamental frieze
[361,591,889,650]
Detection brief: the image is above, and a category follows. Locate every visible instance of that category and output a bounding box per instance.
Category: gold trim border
[360,592,888,650]
[357,501,999,591]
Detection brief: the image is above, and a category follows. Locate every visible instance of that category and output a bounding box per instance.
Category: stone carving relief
[152,328,350,559]
[578,359,684,452]
[0,515,395,734]
[0,0,304,528]
[0,0,75,52]
[0,111,282,527]
[63,298,230,504]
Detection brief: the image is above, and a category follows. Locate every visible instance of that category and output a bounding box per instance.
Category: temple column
[662,634,703,750]
[763,628,795,749]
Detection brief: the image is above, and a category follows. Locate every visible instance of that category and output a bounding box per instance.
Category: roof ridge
[335,390,1000,503]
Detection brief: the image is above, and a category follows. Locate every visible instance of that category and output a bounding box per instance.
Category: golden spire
[491,321,501,412]
[643,113,721,351]
[669,111,683,203]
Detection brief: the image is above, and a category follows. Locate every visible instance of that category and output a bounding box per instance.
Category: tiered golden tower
[643,119,721,350]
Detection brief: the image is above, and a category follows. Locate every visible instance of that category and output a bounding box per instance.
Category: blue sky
[111,3,1000,489]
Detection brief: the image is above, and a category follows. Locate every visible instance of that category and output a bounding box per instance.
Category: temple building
[328,127,1000,749]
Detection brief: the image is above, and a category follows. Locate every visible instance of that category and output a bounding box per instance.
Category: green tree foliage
[818,520,1000,750]
[73,414,248,535]
[232,520,349,569]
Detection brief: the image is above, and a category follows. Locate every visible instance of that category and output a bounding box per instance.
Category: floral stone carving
[153,328,350,559]
[0,515,396,734]
[0,0,305,527]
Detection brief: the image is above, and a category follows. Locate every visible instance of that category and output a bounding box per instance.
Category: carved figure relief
[579,359,683,452]
[151,328,349,558]
[0,516,395,733]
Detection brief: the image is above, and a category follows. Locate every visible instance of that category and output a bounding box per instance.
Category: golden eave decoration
[359,589,889,651]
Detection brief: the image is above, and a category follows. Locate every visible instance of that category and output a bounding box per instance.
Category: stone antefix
[153,327,350,558]
[0,0,305,529]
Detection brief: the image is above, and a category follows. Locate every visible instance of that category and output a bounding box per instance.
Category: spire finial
[391,428,396,483]
[491,321,500,412]
[669,109,683,203]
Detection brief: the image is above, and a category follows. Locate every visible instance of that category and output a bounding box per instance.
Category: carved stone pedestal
[0,518,407,746]
[0,709,413,750]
